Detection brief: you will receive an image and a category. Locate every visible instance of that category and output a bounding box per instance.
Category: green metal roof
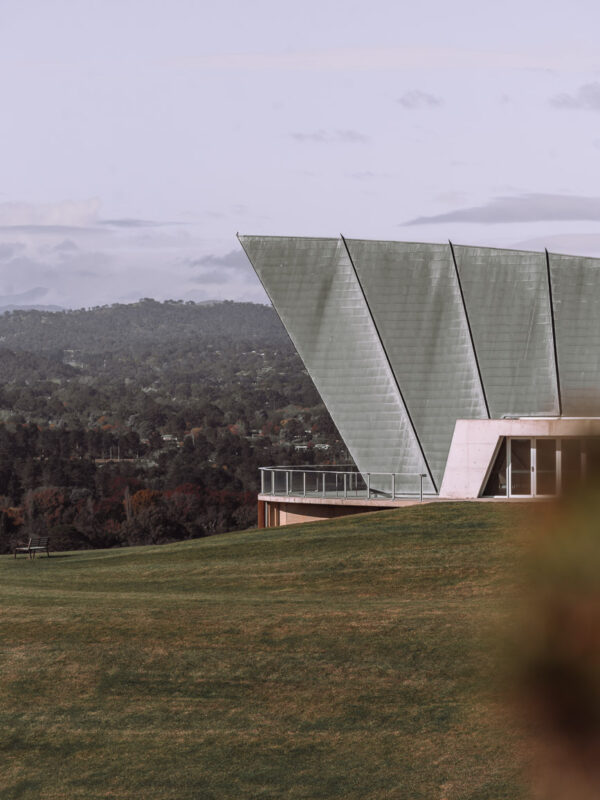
[240,236,598,494]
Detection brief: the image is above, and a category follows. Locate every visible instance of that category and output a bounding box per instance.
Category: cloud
[185,249,263,293]
[0,197,267,307]
[433,191,469,205]
[0,250,113,308]
[348,171,377,180]
[290,129,370,144]
[0,225,101,235]
[397,90,442,109]
[511,233,600,257]
[0,286,49,305]
[100,218,181,228]
[52,239,79,253]
[404,194,600,225]
[0,202,183,236]
[190,269,232,285]
[0,198,100,227]
[550,82,600,110]
[188,249,248,270]
[0,242,25,260]
[347,171,398,181]
[174,46,596,73]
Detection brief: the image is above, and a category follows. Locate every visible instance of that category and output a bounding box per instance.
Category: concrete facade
[258,494,434,527]
[440,418,600,498]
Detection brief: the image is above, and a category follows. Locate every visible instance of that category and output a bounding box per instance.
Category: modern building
[239,235,600,526]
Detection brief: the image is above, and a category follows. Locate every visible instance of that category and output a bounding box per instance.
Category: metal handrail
[259,466,432,501]
[262,464,359,472]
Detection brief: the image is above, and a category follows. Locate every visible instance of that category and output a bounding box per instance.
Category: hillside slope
[0,299,288,353]
[0,299,346,549]
[1,503,532,799]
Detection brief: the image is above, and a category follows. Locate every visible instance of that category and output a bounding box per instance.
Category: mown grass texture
[0,503,533,799]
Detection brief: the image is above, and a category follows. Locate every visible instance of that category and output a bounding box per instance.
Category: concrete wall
[440,417,600,498]
[265,501,381,527]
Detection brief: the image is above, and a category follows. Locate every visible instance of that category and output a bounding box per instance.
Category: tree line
[0,300,348,552]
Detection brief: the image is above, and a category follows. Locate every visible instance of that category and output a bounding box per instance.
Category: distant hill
[0,304,63,313]
[0,347,76,381]
[0,299,287,354]
[0,296,343,550]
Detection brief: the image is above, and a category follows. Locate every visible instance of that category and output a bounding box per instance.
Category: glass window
[561,438,581,494]
[536,438,557,495]
[511,439,531,495]
[586,437,600,478]
[483,439,507,496]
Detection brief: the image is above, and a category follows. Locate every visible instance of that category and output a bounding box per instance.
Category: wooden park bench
[14,536,51,559]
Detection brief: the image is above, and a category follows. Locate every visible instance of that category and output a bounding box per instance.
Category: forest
[0,299,347,552]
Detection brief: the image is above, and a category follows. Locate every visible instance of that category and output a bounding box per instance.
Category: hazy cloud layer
[189,250,248,269]
[52,240,79,253]
[100,218,181,228]
[0,198,265,308]
[0,210,266,308]
[191,268,232,285]
[0,202,182,235]
[100,219,160,228]
[176,45,598,73]
[0,286,49,305]
[405,194,600,225]
[291,129,370,144]
[0,242,25,260]
[187,250,262,288]
[0,225,102,235]
[5,3,600,305]
[398,90,442,109]
[550,82,600,111]
[0,199,100,228]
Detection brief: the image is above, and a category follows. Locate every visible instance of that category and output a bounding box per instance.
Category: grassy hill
[1,503,533,799]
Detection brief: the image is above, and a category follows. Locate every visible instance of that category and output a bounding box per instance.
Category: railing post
[271,470,275,495]
[322,473,326,497]
[286,471,289,495]
[367,473,371,499]
[392,473,395,499]
[303,471,306,497]
[344,472,347,498]
[261,469,265,494]
[420,473,424,503]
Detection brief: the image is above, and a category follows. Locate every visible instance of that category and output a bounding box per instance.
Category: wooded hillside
[0,300,347,551]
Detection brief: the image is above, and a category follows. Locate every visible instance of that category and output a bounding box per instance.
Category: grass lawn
[0,503,534,799]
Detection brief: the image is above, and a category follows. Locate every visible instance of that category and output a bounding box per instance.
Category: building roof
[240,236,600,493]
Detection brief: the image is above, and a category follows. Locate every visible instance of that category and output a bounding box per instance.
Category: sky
[1,0,600,308]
